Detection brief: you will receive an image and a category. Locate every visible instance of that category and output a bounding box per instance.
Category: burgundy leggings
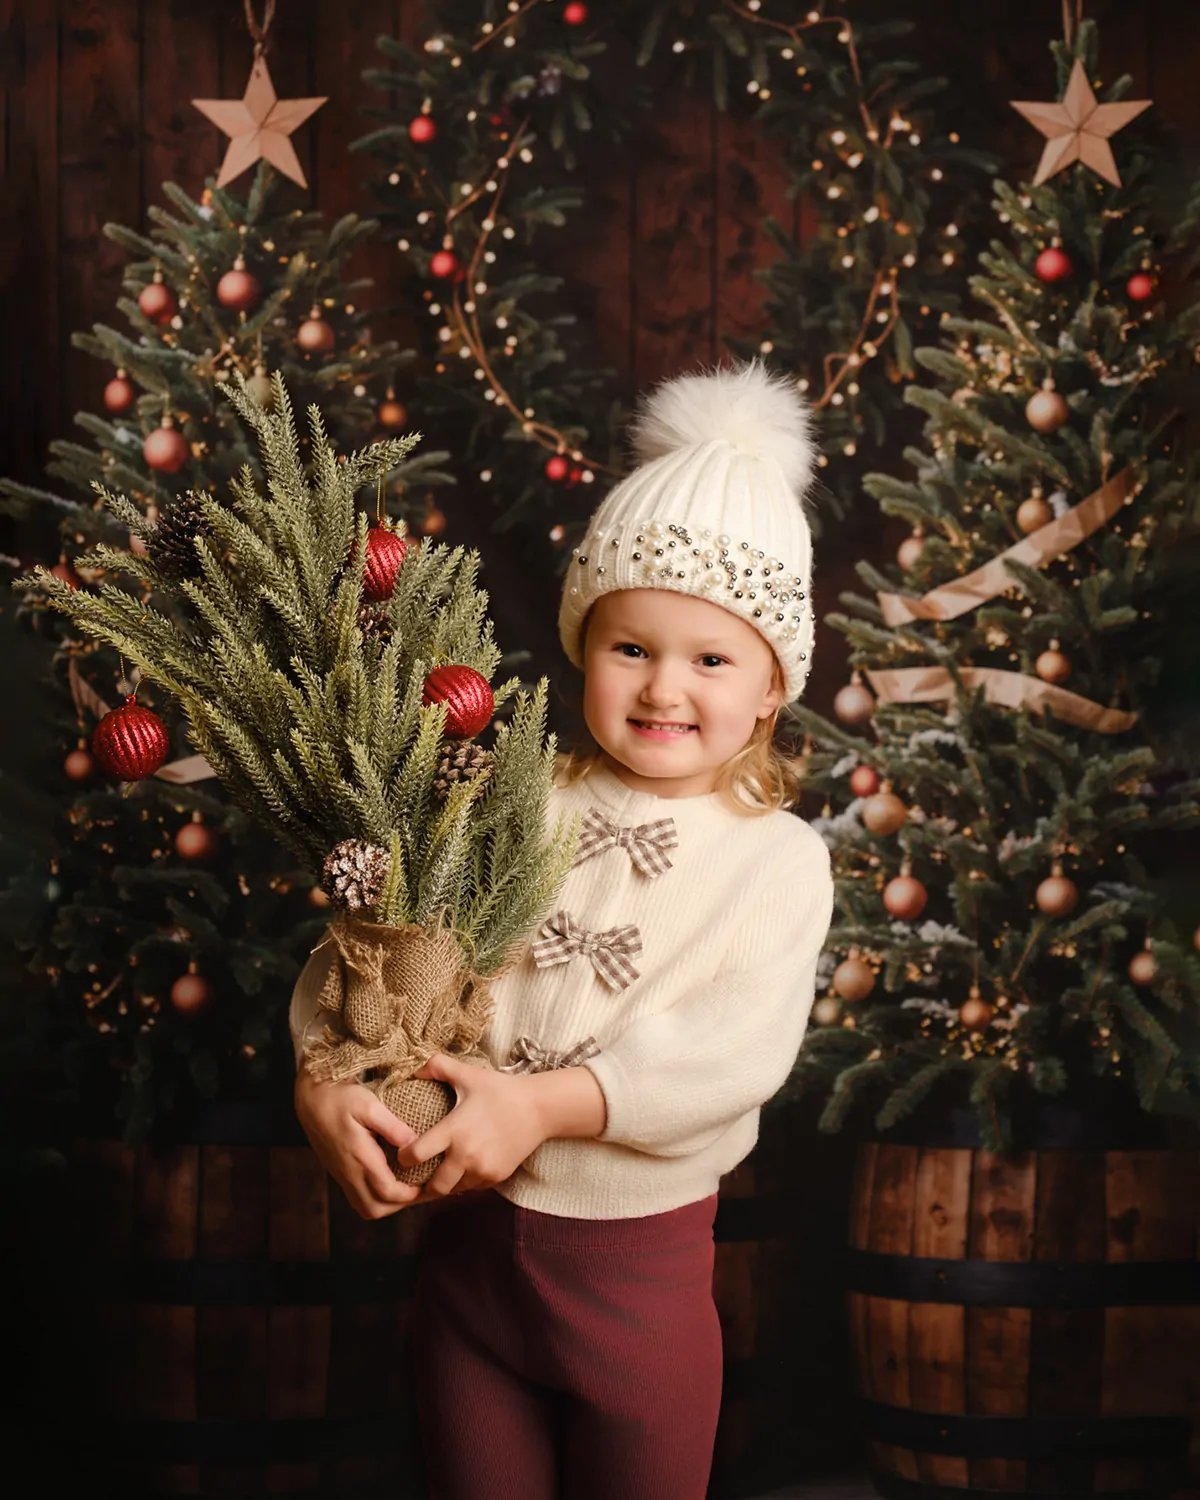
[408,1189,723,1500]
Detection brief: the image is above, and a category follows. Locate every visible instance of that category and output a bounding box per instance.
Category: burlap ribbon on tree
[302,914,497,1186]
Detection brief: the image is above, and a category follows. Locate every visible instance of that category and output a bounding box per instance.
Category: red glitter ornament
[422,665,494,739]
[544,455,570,482]
[104,372,135,414]
[138,277,178,325]
[563,1,588,22]
[409,115,437,144]
[216,258,260,311]
[143,419,189,473]
[93,696,170,780]
[361,526,409,601]
[1126,272,1155,302]
[430,249,458,279]
[1034,246,1072,283]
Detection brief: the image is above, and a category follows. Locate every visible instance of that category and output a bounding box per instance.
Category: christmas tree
[354,0,989,543]
[785,24,1200,1148]
[25,376,578,1181]
[0,164,448,1137]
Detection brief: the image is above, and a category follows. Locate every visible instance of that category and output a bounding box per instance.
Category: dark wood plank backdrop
[2,0,1197,714]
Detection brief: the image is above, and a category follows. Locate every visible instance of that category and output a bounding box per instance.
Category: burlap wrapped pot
[302,914,495,1186]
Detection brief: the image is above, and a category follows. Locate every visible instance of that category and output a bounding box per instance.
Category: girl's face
[581,589,784,798]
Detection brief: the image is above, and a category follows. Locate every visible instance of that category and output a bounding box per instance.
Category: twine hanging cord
[1062,0,1083,48]
[244,0,276,55]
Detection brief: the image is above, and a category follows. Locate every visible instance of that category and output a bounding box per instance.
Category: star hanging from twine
[193,54,327,189]
[1010,58,1150,188]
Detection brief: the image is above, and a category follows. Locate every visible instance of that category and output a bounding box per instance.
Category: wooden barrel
[847,1106,1200,1500]
[58,1100,445,1498]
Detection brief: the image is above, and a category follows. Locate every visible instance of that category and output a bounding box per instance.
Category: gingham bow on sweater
[572,808,678,878]
[532,910,643,991]
[499,1034,601,1074]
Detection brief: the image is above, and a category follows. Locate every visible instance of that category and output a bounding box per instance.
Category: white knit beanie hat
[558,359,819,702]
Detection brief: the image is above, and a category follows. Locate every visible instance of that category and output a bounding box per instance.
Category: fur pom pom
[631,359,815,494]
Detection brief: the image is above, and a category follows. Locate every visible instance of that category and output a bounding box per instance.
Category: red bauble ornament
[104,372,135,414]
[849,765,880,798]
[862,788,908,836]
[298,307,335,352]
[92,696,170,780]
[171,965,212,1015]
[409,115,437,144]
[144,418,189,474]
[175,814,219,862]
[422,665,494,739]
[883,872,927,920]
[544,455,570,482]
[378,396,407,429]
[1126,273,1155,302]
[1128,946,1156,986]
[65,741,95,782]
[1034,246,1072,283]
[834,677,875,725]
[563,1,588,21]
[216,258,261,312]
[50,554,81,591]
[138,277,178,325]
[361,526,409,601]
[833,951,875,1003]
[430,249,459,279]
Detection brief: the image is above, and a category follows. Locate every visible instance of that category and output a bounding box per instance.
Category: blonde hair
[559,613,803,817]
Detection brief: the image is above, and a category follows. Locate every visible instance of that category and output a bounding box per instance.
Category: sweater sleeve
[288,939,336,1068]
[583,839,834,1158]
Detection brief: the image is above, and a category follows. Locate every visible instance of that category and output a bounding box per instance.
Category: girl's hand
[397,1053,608,1201]
[294,1068,423,1220]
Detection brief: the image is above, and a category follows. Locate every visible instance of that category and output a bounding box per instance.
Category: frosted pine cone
[321,839,391,911]
[356,601,393,646]
[148,491,210,580]
[433,740,493,800]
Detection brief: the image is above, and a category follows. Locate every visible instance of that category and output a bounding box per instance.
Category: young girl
[291,360,835,1500]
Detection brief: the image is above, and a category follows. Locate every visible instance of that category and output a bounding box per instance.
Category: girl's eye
[700,655,727,668]
[615,642,646,658]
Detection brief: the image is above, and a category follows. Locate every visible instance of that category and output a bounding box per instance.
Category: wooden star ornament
[193,55,327,189]
[1010,59,1150,188]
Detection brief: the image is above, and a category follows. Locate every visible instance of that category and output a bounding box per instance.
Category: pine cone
[148,491,210,579]
[433,740,493,800]
[321,839,391,911]
[356,601,393,646]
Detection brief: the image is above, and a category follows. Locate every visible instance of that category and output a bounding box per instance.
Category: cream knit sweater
[290,762,834,1220]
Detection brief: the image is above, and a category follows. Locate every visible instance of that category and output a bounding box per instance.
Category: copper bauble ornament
[92,696,170,780]
[246,365,274,408]
[1036,863,1078,918]
[408,115,436,144]
[897,532,925,570]
[812,996,842,1027]
[430,249,458,279]
[1126,273,1155,302]
[849,765,880,798]
[883,872,927,920]
[1036,641,1072,685]
[104,372,135,414]
[130,503,157,558]
[138,276,177,325]
[422,503,447,538]
[1034,246,1072,283]
[862,786,908,836]
[422,665,494,739]
[959,989,993,1031]
[308,885,332,909]
[216,258,260,311]
[65,741,95,782]
[1025,384,1069,434]
[50,554,81,591]
[378,395,407,429]
[833,951,875,1003]
[1128,946,1156,986]
[143,418,189,473]
[297,306,335,352]
[171,964,212,1015]
[1017,495,1054,533]
[175,814,219,862]
[361,525,409,601]
[834,676,875,725]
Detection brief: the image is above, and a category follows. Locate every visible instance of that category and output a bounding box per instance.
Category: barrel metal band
[858,1400,1189,1462]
